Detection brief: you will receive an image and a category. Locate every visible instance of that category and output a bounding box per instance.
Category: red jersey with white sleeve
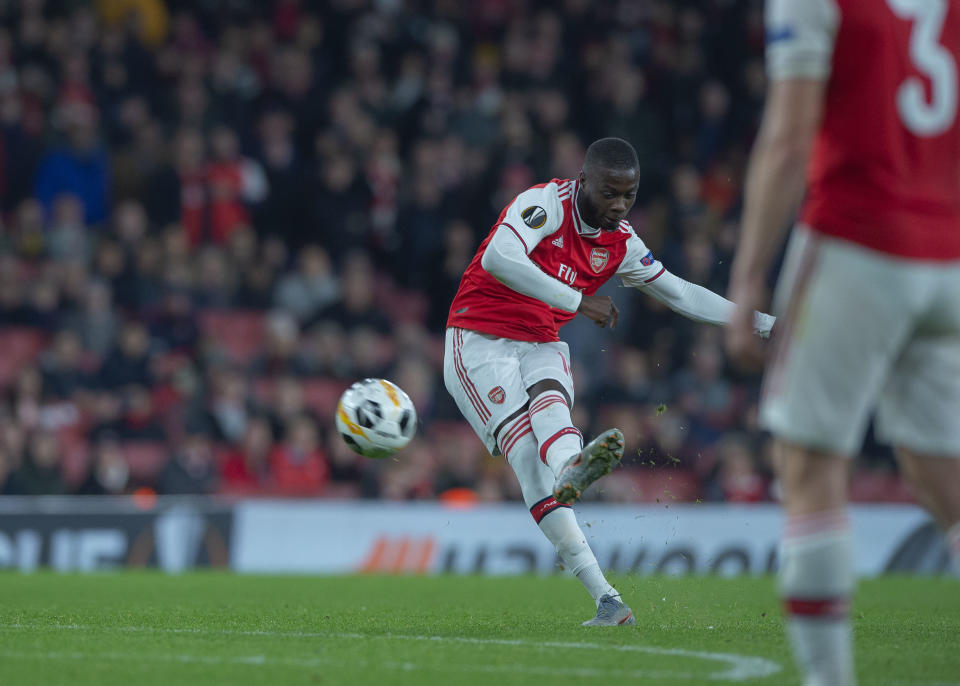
[447,178,665,342]
[766,0,960,259]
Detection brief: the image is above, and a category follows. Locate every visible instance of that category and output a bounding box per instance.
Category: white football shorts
[443,327,575,455]
[760,225,960,456]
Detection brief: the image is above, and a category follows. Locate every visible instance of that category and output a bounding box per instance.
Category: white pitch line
[0,648,950,686]
[0,622,779,682]
[0,648,702,681]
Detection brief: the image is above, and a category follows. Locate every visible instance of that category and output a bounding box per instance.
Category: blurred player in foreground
[727,0,960,683]
[445,137,775,626]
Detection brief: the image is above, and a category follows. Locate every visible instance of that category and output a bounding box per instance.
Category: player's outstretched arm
[726,0,831,364]
[726,78,823,363]
[481,225,583,312]
[640,269,775,337]
[615,232,773,336]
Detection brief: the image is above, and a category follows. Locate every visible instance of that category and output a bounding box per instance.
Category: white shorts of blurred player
[443,327,575,456]
[760,224,960,457]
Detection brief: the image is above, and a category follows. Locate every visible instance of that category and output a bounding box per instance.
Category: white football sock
[946,521,960,577]
[527,390,583,478]
[502,417,615,604]
[780,510,856,686]
[537,506,617,603]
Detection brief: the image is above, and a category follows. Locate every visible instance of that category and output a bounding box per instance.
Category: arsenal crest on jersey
[488,386,506,404]
[589,248,609,273]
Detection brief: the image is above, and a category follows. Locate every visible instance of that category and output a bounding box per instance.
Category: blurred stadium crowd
[0,0,909,503]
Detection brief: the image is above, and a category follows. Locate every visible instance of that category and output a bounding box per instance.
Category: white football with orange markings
[335,378,418,458]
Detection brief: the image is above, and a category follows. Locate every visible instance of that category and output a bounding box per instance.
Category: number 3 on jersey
[887,0,958,136]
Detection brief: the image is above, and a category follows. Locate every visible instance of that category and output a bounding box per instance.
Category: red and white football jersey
[766,0,960,259]
[447,178,665,342]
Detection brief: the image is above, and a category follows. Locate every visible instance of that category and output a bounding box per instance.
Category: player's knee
[526,379,569,404]
[776,442,848,511]
[895,447,960,514]
[895,449,925,488]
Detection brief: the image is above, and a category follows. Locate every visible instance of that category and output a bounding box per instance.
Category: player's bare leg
[775,440,856,686]
[895,447,960,575]
[497,412,633,626]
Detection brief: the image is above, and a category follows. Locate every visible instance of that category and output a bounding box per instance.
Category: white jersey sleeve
[619,231,776,336]
[640,270,777,336]
[481,227,582,312]
[497,182,565,254]
[765,0,839,81]
[616,232,666,287]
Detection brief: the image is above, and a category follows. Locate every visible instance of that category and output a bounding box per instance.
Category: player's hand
[725,278,766,371]
[577,295,619,329]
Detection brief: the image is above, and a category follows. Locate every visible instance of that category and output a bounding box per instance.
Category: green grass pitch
[0,572,957,685]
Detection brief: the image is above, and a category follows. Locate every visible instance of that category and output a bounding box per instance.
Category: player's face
[578,167,639,231]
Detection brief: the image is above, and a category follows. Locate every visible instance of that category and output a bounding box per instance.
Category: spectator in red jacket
[219,415,273,495]
[268,413,328,496]
[206,125,268,245]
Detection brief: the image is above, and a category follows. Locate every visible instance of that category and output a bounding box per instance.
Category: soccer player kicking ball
[444,137,775,626]
[727,1,960,684]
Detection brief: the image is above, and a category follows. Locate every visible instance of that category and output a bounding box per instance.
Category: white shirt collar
[572,179,600,236]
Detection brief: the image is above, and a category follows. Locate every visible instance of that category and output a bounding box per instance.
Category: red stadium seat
[626,469,701,503]
[849,470,916,503]
[302,378,352,421]
[252,376,273,404]
[427,421,483,461]
[0,327,47,389]
[427,420,478,444]
[252,377,351,423]
[122,441,169,482]
[198,310,266,364]
[58,429,90,487]
[384,289,429,325]
[424,334,445,367]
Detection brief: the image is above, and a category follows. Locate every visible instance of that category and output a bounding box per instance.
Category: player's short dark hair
[583,137,639,174]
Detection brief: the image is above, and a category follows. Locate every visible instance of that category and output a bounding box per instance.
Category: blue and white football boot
[582,594,635,627]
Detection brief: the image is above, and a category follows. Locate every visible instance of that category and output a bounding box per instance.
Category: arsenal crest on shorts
[487,386,506,404]
[589,248,609,273]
